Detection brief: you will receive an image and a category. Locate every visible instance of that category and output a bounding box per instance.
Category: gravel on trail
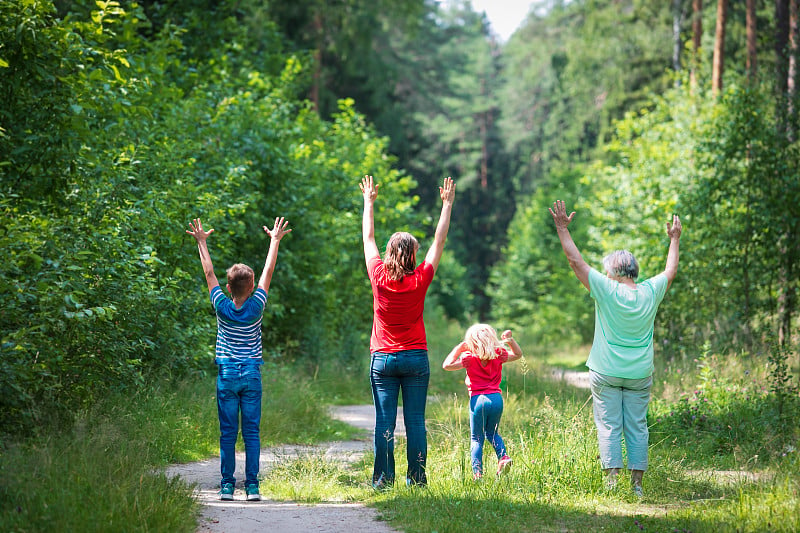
[165,405,403,533]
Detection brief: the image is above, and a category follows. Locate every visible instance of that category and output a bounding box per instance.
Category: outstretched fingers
[549,200,575,226]
[186,218,214,239]
[360,175,378,200]
[439,176,456,202]
[264,217,292,240]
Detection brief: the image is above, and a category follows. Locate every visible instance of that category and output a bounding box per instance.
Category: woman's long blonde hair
[384,232,419,281]
[464,323,504,362]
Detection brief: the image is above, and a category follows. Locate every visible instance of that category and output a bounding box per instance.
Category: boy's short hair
[226,263,255,298]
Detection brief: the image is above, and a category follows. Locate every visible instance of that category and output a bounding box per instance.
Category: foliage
[0,0,414,432]
[500,0,676,194]
[488,166,595,349]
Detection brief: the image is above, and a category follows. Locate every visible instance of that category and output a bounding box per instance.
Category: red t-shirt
[367,255,434,353]
[460,348,510,396]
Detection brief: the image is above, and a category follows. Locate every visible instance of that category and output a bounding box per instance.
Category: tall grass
[258,346,800,533]
[0,364,360,531]
[2,320,796,532]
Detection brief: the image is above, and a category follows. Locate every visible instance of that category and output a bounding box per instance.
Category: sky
[468,0,535,42]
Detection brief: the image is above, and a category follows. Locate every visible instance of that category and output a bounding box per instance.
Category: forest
[1,0,799,461]
[2,1,800,531]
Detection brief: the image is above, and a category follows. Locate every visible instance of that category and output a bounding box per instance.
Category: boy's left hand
[186,218,214,242]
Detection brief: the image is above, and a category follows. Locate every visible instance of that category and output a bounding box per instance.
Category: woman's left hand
[360,175,378,203]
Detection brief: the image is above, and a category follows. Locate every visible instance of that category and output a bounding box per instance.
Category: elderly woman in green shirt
[549,200,682,498]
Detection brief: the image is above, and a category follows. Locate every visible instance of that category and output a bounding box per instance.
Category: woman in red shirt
[360,174,456,489]
[442,324,523,479]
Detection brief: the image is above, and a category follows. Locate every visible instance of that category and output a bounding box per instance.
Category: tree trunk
[673,0,685,73]
[691,0,703,89]
[789,0,798,105]
[310,12,323,112]
[480,79,488,188]
[747,0,758,78]
[778,0,799,346]
[777,0,791,95]
[712,0,728,97]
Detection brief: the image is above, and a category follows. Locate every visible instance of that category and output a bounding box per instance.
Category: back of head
[384,232,419,281]
[464,323,503,361]
[226,263,255,299]
[602,250,639,280]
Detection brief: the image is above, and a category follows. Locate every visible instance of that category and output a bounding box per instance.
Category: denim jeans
[589,370,652,471]
[469,392,507,475]
[370,350,430,486]
[217,364,262,488]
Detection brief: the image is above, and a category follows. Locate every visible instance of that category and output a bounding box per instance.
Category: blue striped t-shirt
[210,286,267,365]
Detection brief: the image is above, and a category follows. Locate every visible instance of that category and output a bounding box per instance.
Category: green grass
[2,333,797,532]
[258,347,800,533]
[0,364,360,532]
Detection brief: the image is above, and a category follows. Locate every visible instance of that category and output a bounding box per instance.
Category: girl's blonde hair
[384,232,419,281]
[464,323,504,362]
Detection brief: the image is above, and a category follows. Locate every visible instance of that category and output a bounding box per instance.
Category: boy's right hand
[186,218,214,242]
[264,217,292,241]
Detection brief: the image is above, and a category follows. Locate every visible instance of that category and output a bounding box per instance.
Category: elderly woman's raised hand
[667,215,682,240]
[549,200,576,231]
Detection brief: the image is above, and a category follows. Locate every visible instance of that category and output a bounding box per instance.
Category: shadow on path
[165,405,402,533]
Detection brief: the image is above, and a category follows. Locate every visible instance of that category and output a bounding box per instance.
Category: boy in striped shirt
[187,216,291,502]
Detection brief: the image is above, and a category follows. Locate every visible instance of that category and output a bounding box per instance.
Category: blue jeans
[589,370,652,471]
[370,350,430,486]
[469,392,507,475]
[217,364,262,488]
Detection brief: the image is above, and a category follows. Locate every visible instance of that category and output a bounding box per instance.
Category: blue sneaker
[246,484,261,501]
[218,482,234,501]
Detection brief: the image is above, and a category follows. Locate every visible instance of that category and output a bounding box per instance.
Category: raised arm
[442,341,468,371]
[500,330,523,362]
[360,175,380,265]
[663,214,681,290]
[424,177,456,272]
[186,218,219,294]
[258,217,292,292]
[549,200,590,291]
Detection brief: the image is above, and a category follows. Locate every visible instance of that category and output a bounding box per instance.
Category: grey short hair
[602,250,639,280]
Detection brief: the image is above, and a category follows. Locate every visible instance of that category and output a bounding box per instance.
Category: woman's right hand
[439,176,455,205]
[667,214,682,240]
[360,175,378,203]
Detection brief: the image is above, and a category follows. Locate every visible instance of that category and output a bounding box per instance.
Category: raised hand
[360,175,379,203]
[501,330,513,341]
[549,200,576,231]
[439,176,456,204]
[666,214,682,240]
[264,217,292,241]
[186,218,214,243]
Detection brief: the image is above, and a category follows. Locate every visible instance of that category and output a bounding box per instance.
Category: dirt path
[165,371,588,533]
[165,406,404,533]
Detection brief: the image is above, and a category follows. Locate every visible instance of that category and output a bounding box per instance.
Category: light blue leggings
[469,392,507,475]
[589,370,652,471]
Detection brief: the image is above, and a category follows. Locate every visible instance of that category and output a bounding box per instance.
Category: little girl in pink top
[442,324,523,478]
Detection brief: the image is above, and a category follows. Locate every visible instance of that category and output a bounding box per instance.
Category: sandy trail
[166,370,588,532]
[165,405,404,533]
